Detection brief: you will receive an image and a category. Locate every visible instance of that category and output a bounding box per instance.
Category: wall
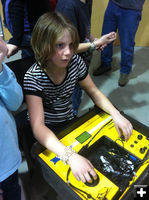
[91,0,149,46]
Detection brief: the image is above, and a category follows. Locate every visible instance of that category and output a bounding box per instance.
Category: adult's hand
[6,44,19,58]
[94,32,117,51]
[0,36,8,71]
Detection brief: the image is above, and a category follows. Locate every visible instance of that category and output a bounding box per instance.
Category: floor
[80,46,149,128]
[3,46,149,200]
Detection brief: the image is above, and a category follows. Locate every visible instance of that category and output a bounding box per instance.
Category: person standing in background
[93,0,145,87]
[0,36,23,200]
[1,0,57,58]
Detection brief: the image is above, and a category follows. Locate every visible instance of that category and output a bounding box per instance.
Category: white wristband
[58,146,76,165]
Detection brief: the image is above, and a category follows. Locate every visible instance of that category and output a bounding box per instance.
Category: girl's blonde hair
[31,11,79,69]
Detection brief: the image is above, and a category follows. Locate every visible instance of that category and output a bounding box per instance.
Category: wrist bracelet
[58,146,76,165]
[89,42,96,52]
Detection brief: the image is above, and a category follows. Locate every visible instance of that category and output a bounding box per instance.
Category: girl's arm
[79,74,133,141]
[26,94,97,183]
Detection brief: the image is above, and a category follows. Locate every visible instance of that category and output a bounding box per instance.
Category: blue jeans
[101,0,141,74]
[72,83,82,116]
[72,52,92,116]
[0,171,21,200]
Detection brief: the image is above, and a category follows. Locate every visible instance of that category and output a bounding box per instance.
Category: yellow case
[37,110,149,200]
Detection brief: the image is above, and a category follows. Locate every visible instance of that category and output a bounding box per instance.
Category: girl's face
[50,29,74,69]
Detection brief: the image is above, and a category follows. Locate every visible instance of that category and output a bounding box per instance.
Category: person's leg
[118,9,141,86]
[72,83,82,116]
[72,51,92,116]
[119,9,141,74]
[93,1,118,75]
[2,171,21,200]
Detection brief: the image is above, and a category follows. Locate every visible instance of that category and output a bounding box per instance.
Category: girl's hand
[67,153,97,183]
[112,112,133,141]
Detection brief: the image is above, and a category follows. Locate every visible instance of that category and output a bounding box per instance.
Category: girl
[23,12,132,183]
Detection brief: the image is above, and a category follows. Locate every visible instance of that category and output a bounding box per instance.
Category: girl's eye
[56,43,64,49]
[55,43,74,51]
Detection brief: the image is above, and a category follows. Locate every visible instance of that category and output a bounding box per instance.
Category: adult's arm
[77,32,117,53]
[0,37,23,110]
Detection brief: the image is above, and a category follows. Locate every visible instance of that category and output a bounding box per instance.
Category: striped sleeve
[23,63,44,97]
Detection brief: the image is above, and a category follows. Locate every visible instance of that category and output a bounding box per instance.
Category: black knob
[140,147,145,154]
[137,134,143,140]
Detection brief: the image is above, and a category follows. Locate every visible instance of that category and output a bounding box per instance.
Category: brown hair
[31,11,79,69]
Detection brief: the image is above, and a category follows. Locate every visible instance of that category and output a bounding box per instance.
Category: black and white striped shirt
[23,54,88,125]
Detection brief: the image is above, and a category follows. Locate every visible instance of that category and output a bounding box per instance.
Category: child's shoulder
[71,54,83,62]
[69,54,86,71]
[26,62,41,74]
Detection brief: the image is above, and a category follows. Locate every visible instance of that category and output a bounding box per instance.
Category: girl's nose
[64,45,72,55]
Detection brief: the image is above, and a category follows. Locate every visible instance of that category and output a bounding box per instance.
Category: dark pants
[0,171,21,200]
[72,83,82,116]
[21,32,34,58]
